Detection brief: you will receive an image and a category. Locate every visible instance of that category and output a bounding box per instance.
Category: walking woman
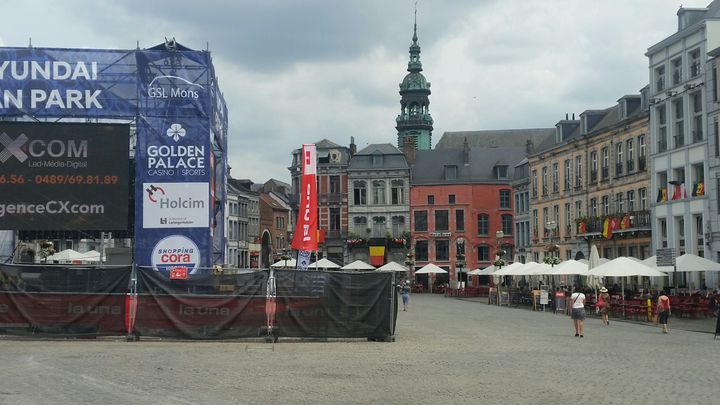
[401,281,411,311]
[598,287,611,325]
[657,292,671,333]
[570,287,586,337]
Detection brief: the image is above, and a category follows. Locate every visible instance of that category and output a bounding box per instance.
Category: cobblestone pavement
[1,294,718,405]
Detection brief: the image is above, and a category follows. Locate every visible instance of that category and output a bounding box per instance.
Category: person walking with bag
[657,292,671,333]
[571,287,586,337]
[598,287,611,326]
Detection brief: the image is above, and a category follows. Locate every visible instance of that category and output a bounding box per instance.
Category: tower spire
[413,2,418,44]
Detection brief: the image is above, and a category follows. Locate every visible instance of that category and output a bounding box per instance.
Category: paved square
[0,294,717,404]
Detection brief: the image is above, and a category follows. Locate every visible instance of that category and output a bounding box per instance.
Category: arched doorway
[261,230,272,269]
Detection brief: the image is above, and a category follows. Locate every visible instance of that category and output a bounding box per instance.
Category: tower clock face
[329,149,341,162]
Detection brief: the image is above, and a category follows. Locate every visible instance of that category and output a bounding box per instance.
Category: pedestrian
[571,287,586,337]
[401,281,411,311]
[657,292,671,333]
[598,286,611,326]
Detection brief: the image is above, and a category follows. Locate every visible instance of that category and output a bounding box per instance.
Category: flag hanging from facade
[291,144,319,252]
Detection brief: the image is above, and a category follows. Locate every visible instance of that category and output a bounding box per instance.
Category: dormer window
[372,155,383,166]
[445,165,458,180]
[495,165,508,179]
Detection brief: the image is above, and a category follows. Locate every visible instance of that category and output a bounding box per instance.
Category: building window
[590,198,597,217]
[655,64,665,92]
[276,216,285,230]
[627,139,634,172]
[353,181,366,205]
[552,163,559,193]
[427,195,434,205]
[392,216,406,236]
[449,194,456,205]
[575,156,583,188]
[615,142,623,176]
[456,210,465,232]
[532,209,538,238]
[602,195,610,215]
[435,210,449,231]
[445,165,457,180]
[638,134,647,170]
[501,214,513,236]
[565,203,571,236]
[673,99,684,148]
[628,190,636,212]
[690,48,701,77]
[495,165,508,179]
[532,170,538,197]
[390,180,404,205]
[590,151,598,182]
[330,208,341,231]
[564,159,571,190]
[616,192,624,213]
[372,180,386,205]
[435,240,449,261]
[414,211,428,232]
[671,57,682,85]
[541,166,548,195]
[477,245,489,262]
[601,147,609,179]
[477,214,489,235]
[692,92,703,142]
[500,189,511,209]
[372,215,386,237]
[658,105,668,152]
[329,175,340,194]
[415,240,428,261]
[353,216,367,235]
[372,155,383,166]
[639,188,647,210]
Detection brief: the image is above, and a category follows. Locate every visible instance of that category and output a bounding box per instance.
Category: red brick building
[409,141,522,288]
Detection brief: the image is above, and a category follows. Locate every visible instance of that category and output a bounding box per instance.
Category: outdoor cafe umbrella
[469,266,495,276]
[588,256,668,316]
[308,258,341,270]
[45,249,85,263]
[664,253,720,273]
[270,258,297,268]
[82,250,104,262]
[341,260,375,271]
[377,261,409,272]
[415,263,448,292]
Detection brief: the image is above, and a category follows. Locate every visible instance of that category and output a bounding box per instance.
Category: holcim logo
[145,184,165,203]
[151,235,200,273]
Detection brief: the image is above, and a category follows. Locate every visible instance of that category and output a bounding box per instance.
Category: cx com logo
[0,133,29,163]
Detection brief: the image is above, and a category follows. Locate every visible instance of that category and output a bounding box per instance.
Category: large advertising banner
[134,49,213,272]
[0,48,138,118]
[0,122,129,230]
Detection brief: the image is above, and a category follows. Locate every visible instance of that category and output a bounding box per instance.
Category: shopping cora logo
[151,235,200,274]
[143,182,209,228]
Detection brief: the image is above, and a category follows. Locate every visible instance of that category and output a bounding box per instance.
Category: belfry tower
[396,7,433,150]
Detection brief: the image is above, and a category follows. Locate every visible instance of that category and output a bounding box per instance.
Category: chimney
[350,136,356,156]
[526,139,534,155]
[462,137,470,165]
[403,137,416,165]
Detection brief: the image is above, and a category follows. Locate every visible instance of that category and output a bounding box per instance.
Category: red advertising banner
[291,144,318,252]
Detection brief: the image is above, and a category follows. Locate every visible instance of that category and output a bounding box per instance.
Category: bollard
[647,298,652,322]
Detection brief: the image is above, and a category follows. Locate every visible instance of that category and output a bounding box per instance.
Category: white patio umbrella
[671,253,720,272]
[81,250,104,262]
[549,260,589,276]
[270,258,297,268]
[308,258,341,270]
[341,260,375,271]
[415,263,448,292]
[377,261,409,272]
[589,256,668,315]
[469,266,495,276]
[45,249,86,262]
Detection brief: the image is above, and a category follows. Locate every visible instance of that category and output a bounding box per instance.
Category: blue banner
[0,47,137,118]
[134,49,214,272]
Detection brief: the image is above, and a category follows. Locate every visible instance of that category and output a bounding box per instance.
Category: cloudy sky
[1,0,709,184]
